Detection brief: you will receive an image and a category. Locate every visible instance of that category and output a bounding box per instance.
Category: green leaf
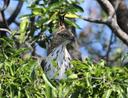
[33,7,42,15]
[19,17,29,43]
[72,4,84,12]
[43,73,56,90]
[65,13,80,18]
[68,73,78,79]
[102,89,112,98]
[50,12,58,21]
[86,73,90,86]
[65,19,81,29]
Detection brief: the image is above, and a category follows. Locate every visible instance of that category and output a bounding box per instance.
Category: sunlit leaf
[43,73,56,90]
[102,89,112,98]
[68,73,78,79]
[65,13,80,18]
[19,17,29,43]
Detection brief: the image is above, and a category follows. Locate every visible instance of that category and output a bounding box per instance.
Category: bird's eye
[62,34,66,37]
[58,33,68,38]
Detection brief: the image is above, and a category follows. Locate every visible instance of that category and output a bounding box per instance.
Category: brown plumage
[41,25,80,80]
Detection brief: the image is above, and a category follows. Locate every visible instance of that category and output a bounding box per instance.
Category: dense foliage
[0,37,45,97]
[0,37,128,98]
[0,0,128,98]
[67,60,128,98]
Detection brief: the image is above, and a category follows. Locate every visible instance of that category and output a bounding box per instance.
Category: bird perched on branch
[41,25,79,80]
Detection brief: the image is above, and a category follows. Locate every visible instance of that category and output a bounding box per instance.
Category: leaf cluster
[35,59,128,98]
[0,37,45,98]
[65,60,128,98]
[28,0,83,33]
[0,37,128,98]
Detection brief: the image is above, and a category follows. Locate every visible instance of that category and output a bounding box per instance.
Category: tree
[0,0,128,97]
[1,0,128,65]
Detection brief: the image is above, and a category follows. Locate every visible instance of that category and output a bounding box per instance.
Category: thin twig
[106,32,114,64]
[81,17,107,24]
[0,28,12,34]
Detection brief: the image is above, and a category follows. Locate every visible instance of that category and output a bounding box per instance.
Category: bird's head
[54,29,75,45]
[48,26,75,54]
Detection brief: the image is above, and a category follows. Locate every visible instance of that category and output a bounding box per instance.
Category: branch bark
[8,0,23,25]
[82,0,128,46]
[109,0,128,34]
[97,0,128,46]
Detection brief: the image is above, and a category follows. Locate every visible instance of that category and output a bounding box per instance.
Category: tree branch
[82,0,128,46]
[0,0,10,11]
[81,17,106,24]
[0,11,9,37]
[7,0,23,25]
[106,33,114,64]
[0,28,12,34]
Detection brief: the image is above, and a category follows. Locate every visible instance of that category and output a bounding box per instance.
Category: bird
[41,25,76,80]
